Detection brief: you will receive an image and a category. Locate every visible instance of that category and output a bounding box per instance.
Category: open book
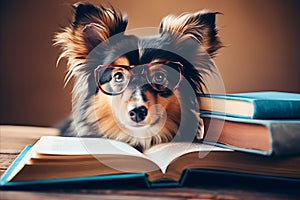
[1,136,300,188]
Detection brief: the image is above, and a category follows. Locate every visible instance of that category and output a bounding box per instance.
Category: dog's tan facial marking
[151,59,165,63]
[157,92,181,136]
[93,92,118,135]
[113,56,130,66]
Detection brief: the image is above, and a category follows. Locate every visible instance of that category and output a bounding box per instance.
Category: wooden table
[0,125,299,199]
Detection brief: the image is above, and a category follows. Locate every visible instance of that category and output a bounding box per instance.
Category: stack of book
[199,91,300,156]
[0,91,299,189]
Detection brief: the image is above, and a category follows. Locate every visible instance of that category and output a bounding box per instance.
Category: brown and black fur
[54,2,222,151]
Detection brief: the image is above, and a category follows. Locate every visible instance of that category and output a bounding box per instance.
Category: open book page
[31,136,231,174]
[35,136,147,158]
[144,143,232,173]
[35,137,232,173]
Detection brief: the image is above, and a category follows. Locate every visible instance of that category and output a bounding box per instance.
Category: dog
[54,2,222,151]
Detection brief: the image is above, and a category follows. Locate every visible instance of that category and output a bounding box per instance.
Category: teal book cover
[199,91,300,119]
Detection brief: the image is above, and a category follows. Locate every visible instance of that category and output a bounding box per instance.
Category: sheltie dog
[54,2,222,151]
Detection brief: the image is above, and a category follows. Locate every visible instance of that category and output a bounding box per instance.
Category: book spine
[253,100,300,119]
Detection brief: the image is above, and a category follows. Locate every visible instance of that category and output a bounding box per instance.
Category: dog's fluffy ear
[160,11,222,57]
[54,3,127,62]
[54,3,127,82]
[72,2,128,52]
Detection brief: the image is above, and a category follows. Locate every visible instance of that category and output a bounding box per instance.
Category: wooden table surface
[0,125,299,200]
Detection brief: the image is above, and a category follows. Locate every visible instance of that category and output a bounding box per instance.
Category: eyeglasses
[94,60,183,95]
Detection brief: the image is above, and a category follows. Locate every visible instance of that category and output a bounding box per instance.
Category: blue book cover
[199,91,300,119]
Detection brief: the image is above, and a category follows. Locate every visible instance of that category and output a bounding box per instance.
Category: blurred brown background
[1,0,299,127]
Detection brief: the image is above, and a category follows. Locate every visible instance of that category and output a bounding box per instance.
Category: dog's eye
[152,71,167,85]
[113,72,125,83]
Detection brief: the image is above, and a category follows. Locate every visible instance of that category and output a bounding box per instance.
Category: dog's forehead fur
[95,33,182,66]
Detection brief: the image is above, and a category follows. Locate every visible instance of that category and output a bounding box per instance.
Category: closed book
[202,114,300,156]
[1,136,300,189]
[199,91,300,119]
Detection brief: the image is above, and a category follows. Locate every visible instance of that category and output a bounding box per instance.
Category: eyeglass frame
[94,60,184,95]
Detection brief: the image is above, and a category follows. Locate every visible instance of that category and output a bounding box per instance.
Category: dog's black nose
[129,106,148,123]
